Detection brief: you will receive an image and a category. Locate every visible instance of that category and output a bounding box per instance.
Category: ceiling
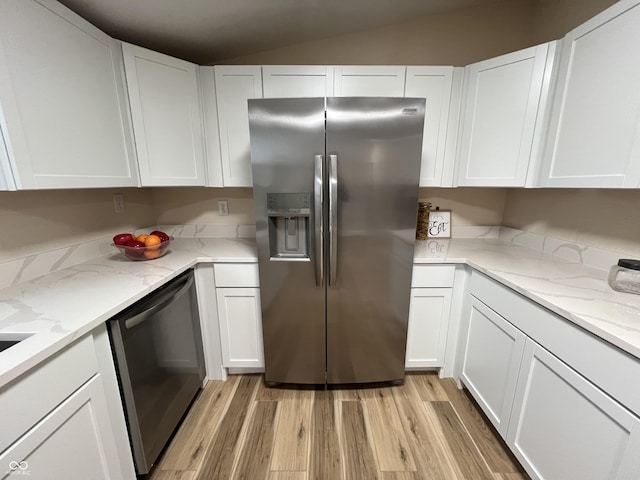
[57,0,505,64]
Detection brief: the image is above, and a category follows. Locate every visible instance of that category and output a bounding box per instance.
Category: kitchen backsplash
[0,222,629,291]
[0,223,255,290]
[156,224,256,239]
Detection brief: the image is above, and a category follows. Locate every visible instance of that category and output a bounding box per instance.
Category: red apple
[113,233,134,246]
[150,230,170,242]
[124,240,146,259]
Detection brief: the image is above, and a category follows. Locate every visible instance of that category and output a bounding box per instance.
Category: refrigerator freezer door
[325,97,425,384]
[249,97,327,384]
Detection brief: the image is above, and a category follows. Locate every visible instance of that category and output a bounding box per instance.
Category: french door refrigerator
[249,97,425,385]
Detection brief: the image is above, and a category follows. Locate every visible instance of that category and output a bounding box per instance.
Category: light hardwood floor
[148,373,529,480]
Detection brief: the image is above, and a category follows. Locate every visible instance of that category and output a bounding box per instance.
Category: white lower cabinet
[214,263,264,369]
[405,288,452,368]
[507,340,640,480]
[461,271,640,480]
[0,376,123,480]
[0,325,135,479]
[405,265,455,369]
[216,287,264,368]
[461,296,526,437]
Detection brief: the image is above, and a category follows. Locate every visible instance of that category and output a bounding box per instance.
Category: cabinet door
[214,66,263,187]
[540,1,640,188]
[334,66,406,97]
[0,0,138,189]
[461,296,526,437]
[122,43,206,186]
[263,65,334,98]
[457,43,555,187]
[199,67,223,187]
[216,287,264,368]
[405,66,456,187]
[405,287,452,369]
[507,340,640,480]
[0,375,127,480]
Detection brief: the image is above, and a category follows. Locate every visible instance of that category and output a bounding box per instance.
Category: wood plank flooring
[148,373,528,480]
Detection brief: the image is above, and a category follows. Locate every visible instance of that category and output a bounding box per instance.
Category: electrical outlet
[113,193,125,214]
[218,199,229,216]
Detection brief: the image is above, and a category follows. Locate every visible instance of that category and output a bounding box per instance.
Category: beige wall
[531,0,618,43]
[0,189,155,262]
[420,188,507,227]
[502,189,640,256]
[151,187,255,225]
[218,0,536,66]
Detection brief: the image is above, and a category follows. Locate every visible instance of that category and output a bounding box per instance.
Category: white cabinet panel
[461,296,526,437]
[214,263,260,288]
[199,67,223,187]
[0,375,126,480]
[0,0,138,189]
[457,43,555,187]
[411,264,455,288]
[540,1,640,187]
[216,287,264,368]
[263,65,334,98]
[405,288,452,368]
[508,340,640,480]
[214,66,263,187]
[334,66,406,97]
[405,66,457,187]
[0,335,98,453]
[122,43,206,186]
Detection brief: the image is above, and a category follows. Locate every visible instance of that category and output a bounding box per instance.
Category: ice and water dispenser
[267,193,311,260]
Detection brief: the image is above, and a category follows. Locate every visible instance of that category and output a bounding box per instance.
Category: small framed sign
[428,209,451,238]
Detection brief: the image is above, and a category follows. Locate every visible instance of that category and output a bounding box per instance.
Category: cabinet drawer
[0,334,99,453]
[411,265,455,288]
[214,263,260,287]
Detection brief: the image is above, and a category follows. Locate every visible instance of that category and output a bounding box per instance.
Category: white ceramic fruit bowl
[113,239,171,261]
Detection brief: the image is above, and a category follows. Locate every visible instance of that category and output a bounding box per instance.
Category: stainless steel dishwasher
[108,268,205,475]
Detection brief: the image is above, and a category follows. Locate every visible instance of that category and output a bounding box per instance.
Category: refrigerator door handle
[329,154,338,286]
[314,154,324,287]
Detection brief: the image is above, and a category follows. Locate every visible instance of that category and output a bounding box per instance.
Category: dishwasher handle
[124,273,194,330]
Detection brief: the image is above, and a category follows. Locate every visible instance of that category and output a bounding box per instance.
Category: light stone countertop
[414,238,640,362]
[1,236,639,390]
[0,238,257,387]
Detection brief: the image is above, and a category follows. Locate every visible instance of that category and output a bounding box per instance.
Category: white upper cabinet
[263,65,335,98]
[334,66,406,97]
[0,0,138,189]
[539,1,640,188]
[456,43,556,187]
[214,66,263,187]
[122,43,206,186]
[405,66,461,187]
[199,67,224,187]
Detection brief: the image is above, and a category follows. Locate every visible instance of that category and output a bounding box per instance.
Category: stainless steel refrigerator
[249,97,425,385]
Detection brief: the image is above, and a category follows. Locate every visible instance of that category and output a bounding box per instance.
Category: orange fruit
[144,248,161,260]
[136,234,149,243]
[144,234,161,248]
